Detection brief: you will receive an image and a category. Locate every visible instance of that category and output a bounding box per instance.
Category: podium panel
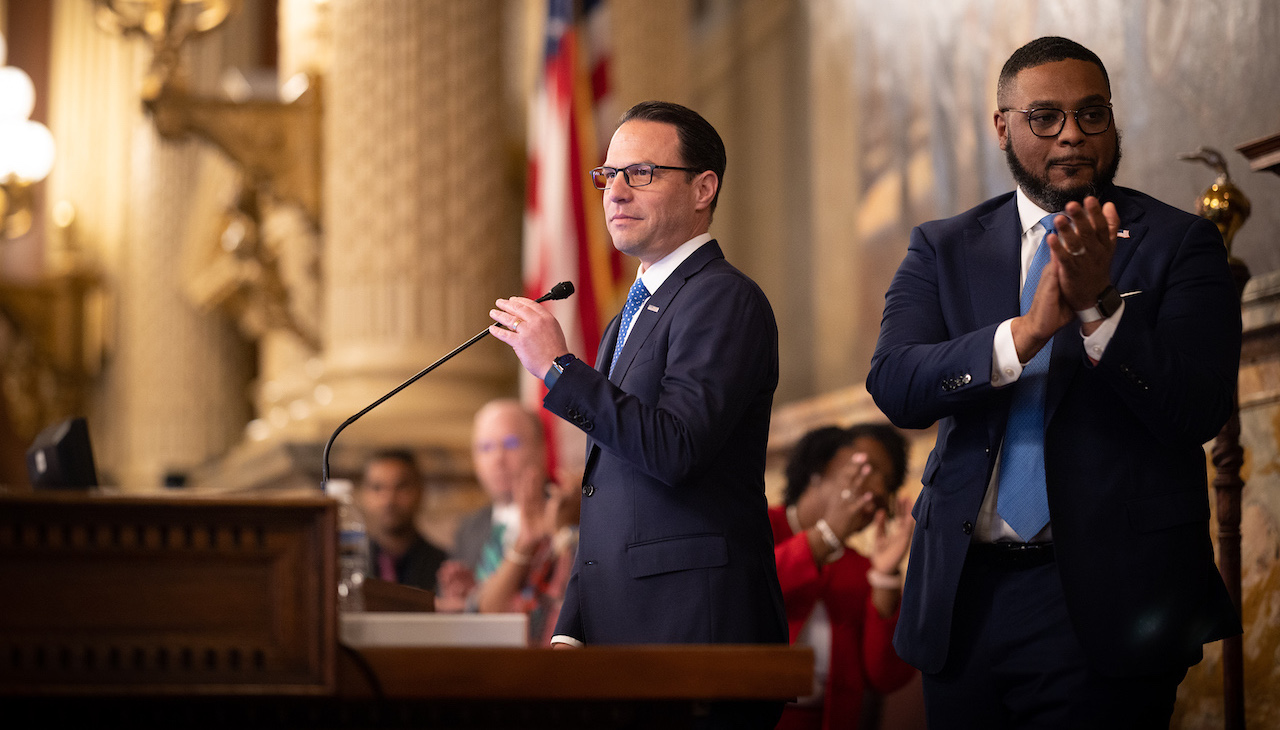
[0,491,814,728]
[0,491,337,695]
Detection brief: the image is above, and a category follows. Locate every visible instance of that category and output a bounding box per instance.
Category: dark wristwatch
[544,353,576,388]
[1076,285,1122,323]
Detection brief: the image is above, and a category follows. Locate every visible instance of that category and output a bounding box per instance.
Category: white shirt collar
[636,232,713,297]
[1015,187,1056,237]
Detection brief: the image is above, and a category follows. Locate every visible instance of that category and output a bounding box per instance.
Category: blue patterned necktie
[609,278,650,376]
[996,213,1058,541]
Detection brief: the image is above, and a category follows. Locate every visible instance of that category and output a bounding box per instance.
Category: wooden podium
[0,490,812,728]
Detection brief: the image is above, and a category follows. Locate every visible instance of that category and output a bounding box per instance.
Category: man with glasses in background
[489,101,786,728]
[867,37,1241,728]
[436,398,547,611]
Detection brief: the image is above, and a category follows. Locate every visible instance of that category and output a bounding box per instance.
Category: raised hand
[1011,257,1072,363]
[820,452,881,541]
[869,494,916,576]
[488,297,571,380]
[1049,196,1120,315]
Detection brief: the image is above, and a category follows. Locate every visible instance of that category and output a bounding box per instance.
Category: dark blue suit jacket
[867,186,1242,676]
[545,240,788,645]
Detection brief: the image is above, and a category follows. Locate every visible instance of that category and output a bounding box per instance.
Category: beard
[1006,132,1122,212]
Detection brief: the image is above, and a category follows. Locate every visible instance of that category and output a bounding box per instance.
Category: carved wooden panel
[0,491,336,695]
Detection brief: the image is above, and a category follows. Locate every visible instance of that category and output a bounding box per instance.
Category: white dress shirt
[976,188,1126,543]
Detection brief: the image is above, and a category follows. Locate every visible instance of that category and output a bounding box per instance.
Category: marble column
[318,0,512,461]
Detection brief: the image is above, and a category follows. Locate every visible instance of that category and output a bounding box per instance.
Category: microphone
[542,281,574,302]
[320,282,574,485]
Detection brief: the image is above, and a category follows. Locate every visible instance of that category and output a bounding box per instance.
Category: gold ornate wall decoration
[184,180,321,350]
[93,0,324,353]
[93,0,322,224]
[92,0,241,101]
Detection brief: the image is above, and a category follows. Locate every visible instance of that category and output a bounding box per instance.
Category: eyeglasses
[589,163,697,190]
[474,435,523,454]
[1000,104,1113,138]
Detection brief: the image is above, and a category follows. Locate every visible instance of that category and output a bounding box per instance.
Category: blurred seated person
[436,398,548,612]
[356,449,448,594]
[771,423,918,730]
[476,464,581,646]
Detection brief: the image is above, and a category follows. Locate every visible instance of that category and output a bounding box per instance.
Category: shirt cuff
[1081,299,1124,362]
[991,318,1023,387]
[550,634,584,648]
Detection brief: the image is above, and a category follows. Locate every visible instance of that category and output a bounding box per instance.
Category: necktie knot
[1040,213,1058,237]
[610,278,651,376]
[625,278,650,308]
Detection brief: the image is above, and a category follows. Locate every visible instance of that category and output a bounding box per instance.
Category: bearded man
[867,36,1241,729]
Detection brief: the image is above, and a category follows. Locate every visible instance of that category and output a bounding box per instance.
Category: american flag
[522,0,624,480]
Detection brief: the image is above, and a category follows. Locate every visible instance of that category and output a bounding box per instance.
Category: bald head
[471,399,545,504]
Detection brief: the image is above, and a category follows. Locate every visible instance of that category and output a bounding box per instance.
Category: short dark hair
[997,36,1111,107]
[845,422,909,493]
[618,100,727,214]
[360,448,421,487]
[783,426,856,507]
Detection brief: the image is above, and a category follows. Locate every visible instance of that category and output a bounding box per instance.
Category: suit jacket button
[581,420,594,432]
[962,521,974,535]
[582,484,595,497]
[962,374,971,384]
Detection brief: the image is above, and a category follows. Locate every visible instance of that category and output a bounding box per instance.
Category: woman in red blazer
[772,424,918,730]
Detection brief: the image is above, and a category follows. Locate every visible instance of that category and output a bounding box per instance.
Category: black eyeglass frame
[589,163,698,190]
[999,104,1114,138]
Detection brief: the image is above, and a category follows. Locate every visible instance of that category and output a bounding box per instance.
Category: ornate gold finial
[1178,146,1251,255]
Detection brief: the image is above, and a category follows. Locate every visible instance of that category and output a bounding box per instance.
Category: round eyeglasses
[589,163,697,190]
[1000,104,1113,138]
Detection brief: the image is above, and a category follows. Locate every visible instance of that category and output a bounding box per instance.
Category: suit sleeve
[545,270,776,486]
[867,224,1006,429]
[1089,216,1240,446]
[551,566,584,643]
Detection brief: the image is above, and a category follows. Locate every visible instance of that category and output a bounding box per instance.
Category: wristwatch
[544,353,576,388]
[1076,285,1122,323]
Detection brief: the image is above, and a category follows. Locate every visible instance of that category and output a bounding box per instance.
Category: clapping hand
[869,494,916,576]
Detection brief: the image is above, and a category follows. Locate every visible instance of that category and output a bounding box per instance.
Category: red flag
[522,0,624,482]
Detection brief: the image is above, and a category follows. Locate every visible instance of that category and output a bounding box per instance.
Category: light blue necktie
[996,213,1057,541]
[609,278,650,376]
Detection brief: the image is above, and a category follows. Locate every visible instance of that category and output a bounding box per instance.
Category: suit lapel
[1044,187,1146,424]
[583,314,622,479]
[969,199,1022,449]
[597,314,622,376]
[1103,189,1145,284]
[607,240,724,386]
[968,199,1022,330]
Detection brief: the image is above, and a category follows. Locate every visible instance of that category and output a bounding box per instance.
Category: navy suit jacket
[867,186,1242,676]
[545,240,788,645]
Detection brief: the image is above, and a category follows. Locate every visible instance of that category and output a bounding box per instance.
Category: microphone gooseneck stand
[320,281,575,487]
